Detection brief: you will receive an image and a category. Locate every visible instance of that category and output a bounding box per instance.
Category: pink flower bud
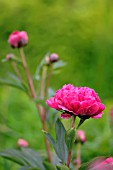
[6,54,14,61]
[45,56,50,65]
[76,130,86,144]
[17,138,29,147]
[50,53,59,63]
[8,31,28,48]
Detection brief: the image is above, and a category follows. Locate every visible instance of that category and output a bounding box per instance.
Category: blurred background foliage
[0,0,113,169]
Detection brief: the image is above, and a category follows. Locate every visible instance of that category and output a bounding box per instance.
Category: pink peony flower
[46,84,105,119]
[76,130,86,144]
[17,138,29,147]
[8,31,28,48]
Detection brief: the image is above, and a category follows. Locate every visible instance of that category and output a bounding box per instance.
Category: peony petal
[58,105,73,113]
[87,103,99,115]
[60,113,72,119]
[91,112,103,119]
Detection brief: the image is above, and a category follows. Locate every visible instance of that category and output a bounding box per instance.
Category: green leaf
[7,72,21,83]
[55,119,68,163]
[53,60,66,69]
[19,167,40,170]
[34,56,46,80]
[43,131,56,147]
[43,119,68,164]
[43,161,56,170]
[33,98,46,108]
[21,148,45,170]
[0,149,27,166]
[0,78,28,93]
[2,56,22,64]
[56,165,70,170]
[0,148,45,170]
[65,128,76,150]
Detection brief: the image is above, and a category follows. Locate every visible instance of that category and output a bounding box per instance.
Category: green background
[0,0,113,169]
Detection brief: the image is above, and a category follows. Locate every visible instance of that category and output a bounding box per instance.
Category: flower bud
[6,54,14,61]
[8,31,28,48]
[45,55,50,65]
[17,138,29,147]
[76,130,86,144]
[49,53,59,63]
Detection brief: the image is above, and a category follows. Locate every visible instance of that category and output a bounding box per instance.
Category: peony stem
[11,62,22,81]
[75,143,81,170]
[19,48,52,162]
[45,64,53,95]
[40,65,47,99]
[67,116,76,167]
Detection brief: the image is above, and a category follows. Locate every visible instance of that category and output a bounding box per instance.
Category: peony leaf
[34,55,46,80]
[0,149,27,166]
[53,60,66,69]
[65,128,76,151]
[0,148,45,170]
[0,78,28,93]
[56,165,70,170]
[20,148,45,170]
[43,161,57,170]
[55,119,68,163]
[43,119,68,164]
[19,166,40,170]
[2,56,22,64]
[43,131,56,147]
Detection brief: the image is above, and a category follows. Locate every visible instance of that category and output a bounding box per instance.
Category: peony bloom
[88,157,113,170]
[8,31,28,48]
[76,130,86,144]
[17,138,29,147]
[46,84,105,119]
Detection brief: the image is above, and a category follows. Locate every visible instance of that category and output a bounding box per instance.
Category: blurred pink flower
[88,157,113,170]
[17,138,29,147]
[46,84,105,119]
[8,31,28,48]
[76,130,86,144]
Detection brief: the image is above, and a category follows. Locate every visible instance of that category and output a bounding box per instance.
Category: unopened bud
[8,31,28,48]
[76,130,86,144]
[45,56,50,65]
[50,53,59,63]
[6,54,14,61]
[17,138,29,147]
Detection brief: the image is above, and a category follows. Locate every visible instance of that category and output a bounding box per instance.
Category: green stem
[11,62,22,81]
[67,116,76,167]
[40,65,47,99]
[19,48,52,162]
[75,143,81,170]
[45,64,53,96]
